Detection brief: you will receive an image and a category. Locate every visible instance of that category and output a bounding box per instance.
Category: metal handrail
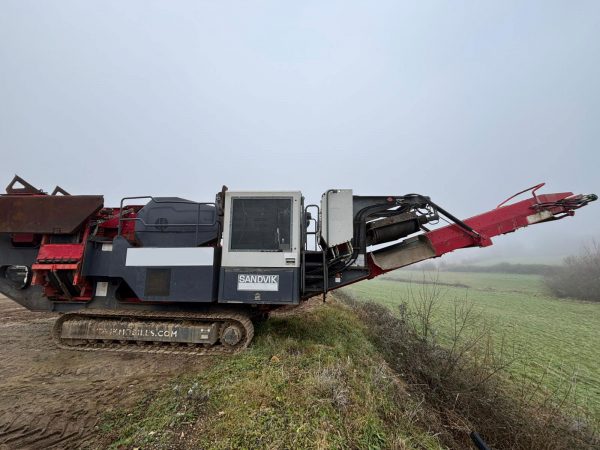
[497,183,545,208]
[304,204,320,251]
[117,196,217,246]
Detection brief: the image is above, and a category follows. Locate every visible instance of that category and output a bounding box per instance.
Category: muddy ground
[0,295,207,449]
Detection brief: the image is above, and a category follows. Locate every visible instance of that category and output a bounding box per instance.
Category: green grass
[100,304,442,449]
[344,271,600,418]
[98,279,599,448]
[385,270,549,295]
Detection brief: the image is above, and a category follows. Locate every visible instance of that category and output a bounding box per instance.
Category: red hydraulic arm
[368,184,597,277]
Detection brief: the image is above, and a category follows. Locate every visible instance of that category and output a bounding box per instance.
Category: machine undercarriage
[54,309,254,355]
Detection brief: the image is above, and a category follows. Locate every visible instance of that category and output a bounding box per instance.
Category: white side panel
[321,189,353,247]
[95,281,109,296]
[526,210,553,224]
[126,247,214,267]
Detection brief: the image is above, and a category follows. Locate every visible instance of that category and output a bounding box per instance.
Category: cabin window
[230,198,292,251]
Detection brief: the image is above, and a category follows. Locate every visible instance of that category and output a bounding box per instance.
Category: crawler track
[53,309,254,356]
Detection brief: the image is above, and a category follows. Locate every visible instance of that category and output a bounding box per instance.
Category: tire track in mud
[0,296,208,449]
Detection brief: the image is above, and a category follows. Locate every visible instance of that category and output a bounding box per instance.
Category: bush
[337,287,599,449]
[545,242,600,301]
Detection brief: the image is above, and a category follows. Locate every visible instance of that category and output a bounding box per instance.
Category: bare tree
[545,241,600,301]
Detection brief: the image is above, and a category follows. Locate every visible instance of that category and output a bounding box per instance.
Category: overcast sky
[1,1,598,262]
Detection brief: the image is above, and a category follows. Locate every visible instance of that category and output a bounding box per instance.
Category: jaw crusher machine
[0,175,595,355]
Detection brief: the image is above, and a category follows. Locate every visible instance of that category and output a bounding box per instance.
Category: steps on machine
[302,250,327,294]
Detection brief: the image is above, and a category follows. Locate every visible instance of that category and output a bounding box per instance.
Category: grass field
[98,279,599,448]
[101,304,442,449]
[343,271,600,419]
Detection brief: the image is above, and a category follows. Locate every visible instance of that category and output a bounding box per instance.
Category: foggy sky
[1,1,598,262]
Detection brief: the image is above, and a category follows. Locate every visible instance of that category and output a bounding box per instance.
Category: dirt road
[0,295,207,449]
